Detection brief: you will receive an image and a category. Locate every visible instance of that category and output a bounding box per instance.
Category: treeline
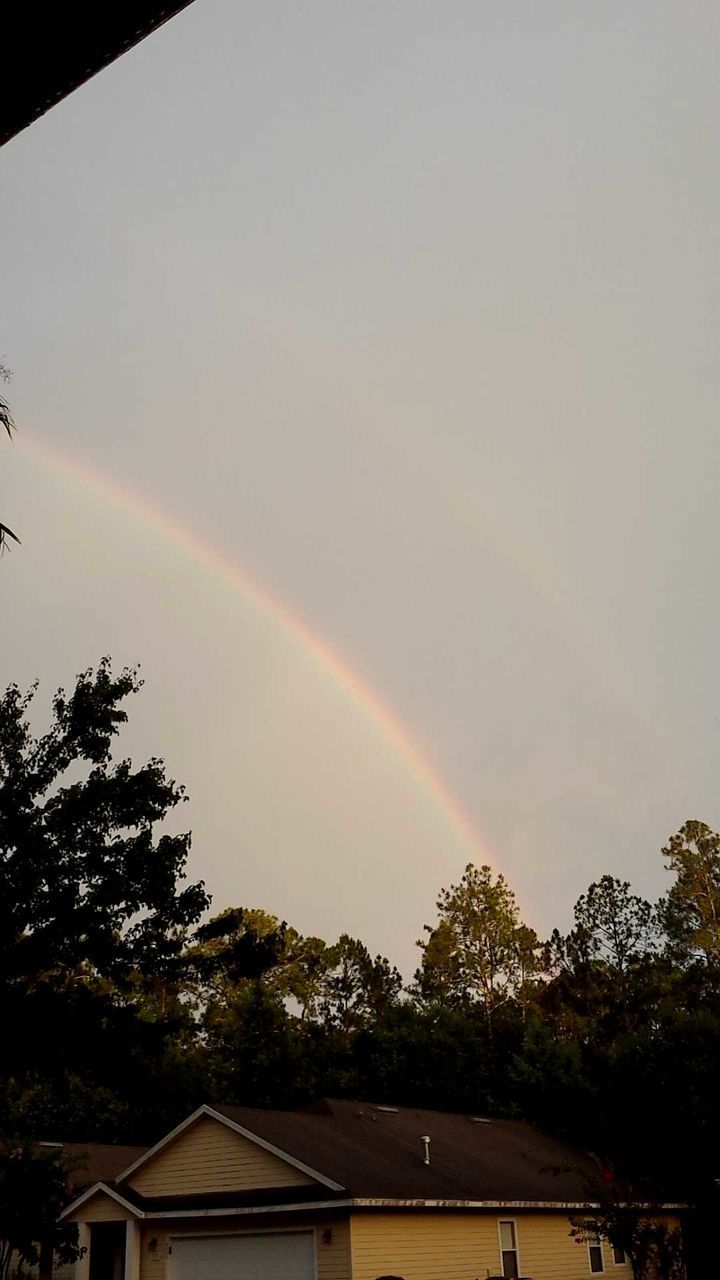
[2,661,720,1226]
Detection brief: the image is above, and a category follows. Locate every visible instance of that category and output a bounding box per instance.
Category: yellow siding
[69,1191,133,1223]
[350,1212,499,1280]
[349,1212,641,1280]
[515,1214,632,1280]
[129,1116,316,1197]
[318,1217,351,1280]
[138,1217,350,1280]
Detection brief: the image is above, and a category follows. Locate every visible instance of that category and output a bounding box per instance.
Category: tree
[190,907,288,999]
[564,876,658,973]
[0,364,20,552]
[317,935,402,1035]
[0,658,209,993]
[0,660,210,1137]
[415,863,542,1039]
[659,820,720,967]
[0,1141,80,1280]
[571,1189,686,1280]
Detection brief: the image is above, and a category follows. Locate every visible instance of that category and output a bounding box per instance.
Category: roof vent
[471,1116,491,1124]
[375,1105,399,1114]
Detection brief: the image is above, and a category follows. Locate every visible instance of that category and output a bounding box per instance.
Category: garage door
[170,1232,316,1280]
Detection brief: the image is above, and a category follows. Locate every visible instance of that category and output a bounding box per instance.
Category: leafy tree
[190,907,287,998]
[0,660,209,1138]
[571,1200,685,1280]
[0,1141,79,1280]
[187,907,330,1026]
[349,999,502,1115]
[317,935,402,1035]
[415,863,542,1039]
[549,875,658,975]
[412,919,464,1005]
[190,910,400,1038]
[659,820,720,967]
[0,659,209,993]
[508,1018,591,1139]
[201,979,300,1108]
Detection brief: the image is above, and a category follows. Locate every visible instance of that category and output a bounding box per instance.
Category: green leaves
[414,862,542,1019]
[658,820,720,967]
[0,1141,80,1280]
[0,659,209,989]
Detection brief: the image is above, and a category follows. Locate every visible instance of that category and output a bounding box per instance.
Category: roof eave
[135,1197,689,1220]
[60,1182,145,1222]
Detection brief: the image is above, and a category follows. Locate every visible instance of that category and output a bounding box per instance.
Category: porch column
[76,1224,91,1280]
[124,1220,141,1280]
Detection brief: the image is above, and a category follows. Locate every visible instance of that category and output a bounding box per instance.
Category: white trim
[124,1219,141,1280]
[75,1223,91,1280]
[115,1106,344,1193]
[587,1232,605,1275]
[60,1182,145,1222]
[497,1216,521,1278]
[146,1200,353,1220]
[137,1196,686,1220]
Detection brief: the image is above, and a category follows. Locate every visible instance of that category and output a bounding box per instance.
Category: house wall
[349,1210,637,1280]
[59,1206,683,1280]
[128,1117,316,1197]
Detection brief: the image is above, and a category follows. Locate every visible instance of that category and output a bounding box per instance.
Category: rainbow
[21,433,490,869]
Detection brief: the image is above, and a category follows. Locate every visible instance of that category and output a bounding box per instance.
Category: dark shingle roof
[210,1099,599,1204]
[56,1142,148,1189]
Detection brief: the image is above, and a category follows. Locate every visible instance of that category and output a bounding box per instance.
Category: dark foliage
[2,661,720,1274]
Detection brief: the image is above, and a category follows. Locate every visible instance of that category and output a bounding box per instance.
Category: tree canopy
[1,659,719,1274]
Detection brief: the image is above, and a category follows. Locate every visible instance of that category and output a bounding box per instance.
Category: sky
[3,0,720,977]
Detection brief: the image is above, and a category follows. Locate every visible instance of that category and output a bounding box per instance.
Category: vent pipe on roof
[421,1135,431,1165]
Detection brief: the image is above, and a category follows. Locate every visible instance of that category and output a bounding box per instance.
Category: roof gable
[121,1107,343,1198]
[62,1184,142,1223]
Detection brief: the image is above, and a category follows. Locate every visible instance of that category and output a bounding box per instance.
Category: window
[612,1246,626,1265]
[588,1233,604,1274]
[499,1221,519,1279]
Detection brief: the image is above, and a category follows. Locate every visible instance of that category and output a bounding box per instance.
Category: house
[60,1100,680,1280]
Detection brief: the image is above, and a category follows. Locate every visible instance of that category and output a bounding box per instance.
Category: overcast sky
[3,0,720,975]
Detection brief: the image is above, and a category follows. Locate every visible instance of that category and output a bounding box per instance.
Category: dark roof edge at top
[1,3,198,149]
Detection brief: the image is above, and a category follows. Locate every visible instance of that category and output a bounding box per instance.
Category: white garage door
[170,1232,316,1280]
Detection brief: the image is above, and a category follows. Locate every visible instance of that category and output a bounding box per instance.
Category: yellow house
[59,1100,680,1280]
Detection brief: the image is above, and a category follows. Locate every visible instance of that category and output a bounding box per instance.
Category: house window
[499,1220,519,1279]
[612,1246,626,1265]
[588,1233,604,1274]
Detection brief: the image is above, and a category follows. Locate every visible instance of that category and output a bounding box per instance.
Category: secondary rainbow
[22,433,490,868]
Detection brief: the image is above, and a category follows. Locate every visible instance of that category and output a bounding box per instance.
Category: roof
[43,1141,148,1189]
[1,3,198,149]
[61,1100,683,1222]
[198,1099,601,1205]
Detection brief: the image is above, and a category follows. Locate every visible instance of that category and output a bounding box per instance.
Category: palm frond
[0,394,15,440]
[0,523,21,552]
